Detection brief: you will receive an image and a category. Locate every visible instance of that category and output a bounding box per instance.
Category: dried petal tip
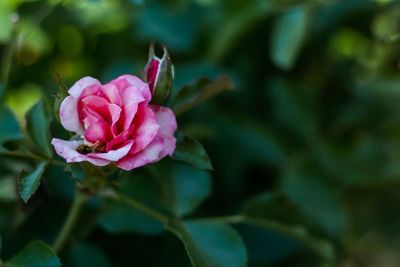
[143,42,173,104]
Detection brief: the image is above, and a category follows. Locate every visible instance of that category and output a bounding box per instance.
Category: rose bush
[51,74,177,170]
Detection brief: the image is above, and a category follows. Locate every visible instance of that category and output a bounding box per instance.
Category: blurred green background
[1,0,400,266]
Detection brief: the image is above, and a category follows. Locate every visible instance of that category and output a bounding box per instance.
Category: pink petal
[51,138,110,166]
[120,87,145,131]
[83,113,99,129]
[88,140,134,161]
[68,76,101,98]
[146,59,160,92]
[116,136,164,170]
[108,104,122,136]
[153,106,177,157]
[84,120,112,143]
[101,83,122,106]
[60,96,84,135]
[131,104,160,153]
[82,95,111,122]
[105,129,133,152]
[111,74,151,103]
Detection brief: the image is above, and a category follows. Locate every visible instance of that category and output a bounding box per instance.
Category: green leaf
[243,218,334,261]
[66,243,111,267]
[0,83,5,103]
[25,101,53,157]
[242,192,300,223]
[0,106,22,144]
[241,192,334,260]
[171,76,234,116]
[152,161,212,216]
[4,240,61,267]
[281,166,347,235]
[18,161,47,203]
[252,219,335,261]
[209,1,273,60]
[98,198,164,235]
[172,132,212,170]
[65,164,84,182]
[0,9,12,43]
[269,79,317,140]
[168,220,247,267]
[0,176,17,202]
[271,6,310,70]
[136,6,198,52]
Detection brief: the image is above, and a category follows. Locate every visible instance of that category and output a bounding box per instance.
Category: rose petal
[153,106,177,157]
[101,83,122,106]
[131,105,159,153]
[82,95,111,122]
[84,120,112,144]
[105,129,132,152]
[88,140,134,161]
[68,76,101,98]
[119,87,146,131]
[116,136,164,170]
[51,138,110,166]
[111,74,151,103]
[60,96,84,135]
[83,113,99,129]
[108,104,122,136]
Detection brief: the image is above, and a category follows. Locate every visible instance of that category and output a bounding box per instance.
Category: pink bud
[143,43,173,104]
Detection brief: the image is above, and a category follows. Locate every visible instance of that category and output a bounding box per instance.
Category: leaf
[168,220,247,267]
[0,83,5,103]
[172,132,212,170]
[98,198,164,235]
[136,6,198,52]
[0,176,17,202]
[152,161,212,217]
[245,218,334,261]
[241,192,334,261]
[270,5,310,70]
[209,1,273,60]
[0,106,22,144]
[4,240,61,267]
[65,164,84,182]
[18,161,47,203]
[171,76,234,116]
[66,243,111,267]
[280,166,347,235]
[25,101,53,157]
[242,192,300,223]
[269,79,317,140]
[0,9,12,43]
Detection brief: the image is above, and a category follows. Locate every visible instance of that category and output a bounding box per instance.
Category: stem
[115,192,169,224]
[0,151,64,166]
[190,215,245,224]
[52,190,88,253]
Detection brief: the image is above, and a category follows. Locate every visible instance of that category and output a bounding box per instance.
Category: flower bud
[143,43,174,104]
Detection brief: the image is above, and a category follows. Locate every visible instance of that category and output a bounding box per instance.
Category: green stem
[190,215,245,224]
[52,190,88,253]
[115,192,169,224]
[0,151,64,166]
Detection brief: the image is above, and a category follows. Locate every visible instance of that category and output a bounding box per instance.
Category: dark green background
[1,0,400,266]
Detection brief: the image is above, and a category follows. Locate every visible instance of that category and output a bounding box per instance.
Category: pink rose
[51,74,177,170]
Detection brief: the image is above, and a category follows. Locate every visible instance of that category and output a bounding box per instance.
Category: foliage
[1,0,400,266]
